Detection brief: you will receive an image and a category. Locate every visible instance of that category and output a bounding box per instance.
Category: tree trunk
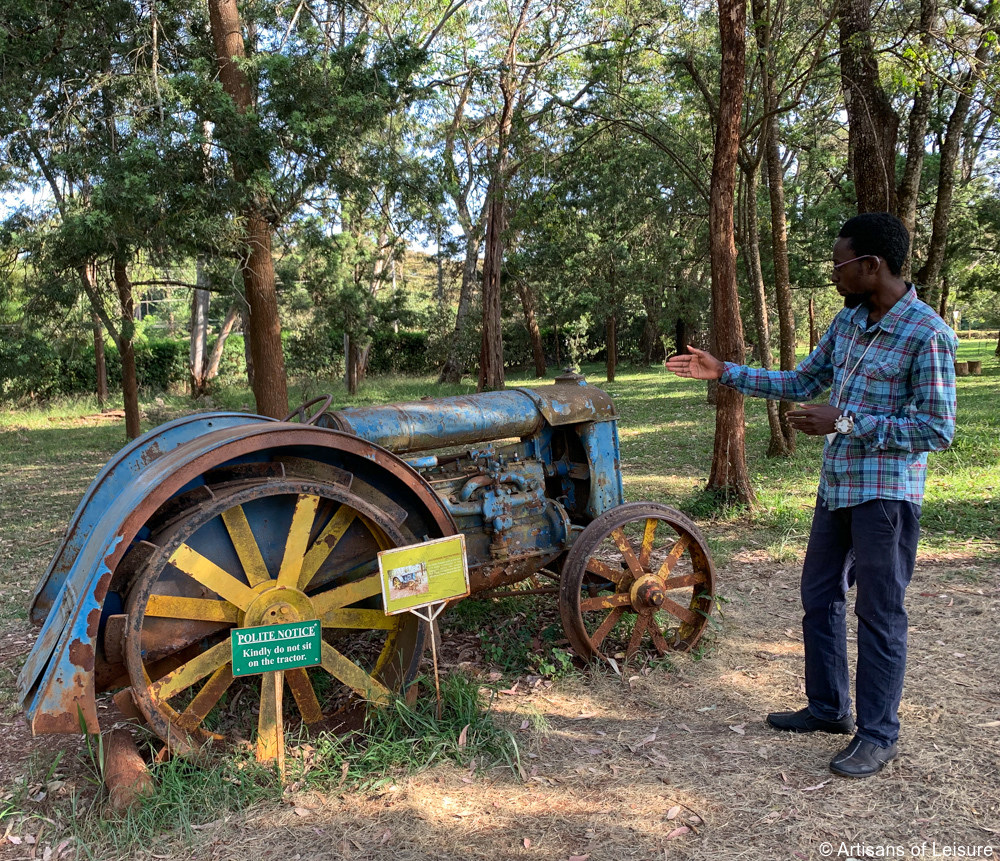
[897,0,936,279]
[113,258,142,441]
[937,273,949,320]
[190,258,210,397]
[839,0,900,213]
[809,296,818,352]
[92,312,108,410]
[438,226,482,384]
[742,169,789,457]
[752,0,797,452]
[675,318,688,357]
[514,278,546,378]
[919,36,990,311]
[241,307,255,391]
[478,178,506,392]
[606,315,617,383]
[207,0,288,418]
[345,333,358,395]
[204,304,240,384]
[707,0,754,505]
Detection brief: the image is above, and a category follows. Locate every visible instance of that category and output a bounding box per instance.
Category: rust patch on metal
[69,639,95,672]
[139,441,164,467]
[32,710,82,735]
[93,571,113,605]
[86,607,102,639]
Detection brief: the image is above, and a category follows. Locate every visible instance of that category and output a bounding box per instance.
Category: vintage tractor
[19,371,716,754]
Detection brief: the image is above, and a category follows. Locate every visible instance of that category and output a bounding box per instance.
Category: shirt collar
[849,284,917,334]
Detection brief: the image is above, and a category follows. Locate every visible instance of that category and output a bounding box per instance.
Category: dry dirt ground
[3,550,998,861]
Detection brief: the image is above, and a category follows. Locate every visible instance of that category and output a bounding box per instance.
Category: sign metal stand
[405,602,447,718]
[377,534,471,721]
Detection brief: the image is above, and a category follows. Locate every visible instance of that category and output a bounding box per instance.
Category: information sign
[231,620,322,677]
[378,534,470,616]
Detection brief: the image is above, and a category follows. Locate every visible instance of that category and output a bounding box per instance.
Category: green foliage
[0,336,187,401]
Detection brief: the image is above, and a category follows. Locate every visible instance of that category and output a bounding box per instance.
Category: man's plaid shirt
[720,287,957,510]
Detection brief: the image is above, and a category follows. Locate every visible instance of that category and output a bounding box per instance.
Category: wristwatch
[834,411,855,435]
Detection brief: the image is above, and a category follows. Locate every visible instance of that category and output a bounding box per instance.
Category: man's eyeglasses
[833,254,878,273]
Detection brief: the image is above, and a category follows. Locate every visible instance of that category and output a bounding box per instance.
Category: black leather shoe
[766,706,855,734]
[830,736,898,778]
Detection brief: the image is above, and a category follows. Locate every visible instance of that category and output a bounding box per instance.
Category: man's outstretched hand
[664,345,726,380]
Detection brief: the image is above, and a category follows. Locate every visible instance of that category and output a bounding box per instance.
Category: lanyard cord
[835,327,883,410]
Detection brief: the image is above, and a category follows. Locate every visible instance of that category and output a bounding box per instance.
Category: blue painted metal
[30,413,275,625]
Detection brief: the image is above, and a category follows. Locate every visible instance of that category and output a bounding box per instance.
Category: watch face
[836,416,853,434]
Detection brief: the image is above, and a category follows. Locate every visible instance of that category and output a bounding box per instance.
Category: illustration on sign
[378,534,470,615]
[389,562,429,601]
[231,620,322,677]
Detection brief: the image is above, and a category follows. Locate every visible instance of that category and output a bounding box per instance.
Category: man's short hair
[838,212,910,276]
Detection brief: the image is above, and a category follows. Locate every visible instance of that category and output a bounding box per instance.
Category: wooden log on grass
[955,361,969,377]
[105,728,154,813]
[968,360,982,375]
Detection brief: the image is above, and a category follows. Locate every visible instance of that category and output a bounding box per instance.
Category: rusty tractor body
[20,371,716,752]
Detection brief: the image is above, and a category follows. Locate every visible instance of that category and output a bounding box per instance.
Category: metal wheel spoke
[580,592,631,613]
[585,557,626,585]
[176,664,234,731]
[221,506,271,587]
[626,613,650,659]
[655,535,691,579]
[285,668,324,724]
[660,597,699,627]
[589,606,625,650]
[648,619,671,656]
[322,608,398,630]
[311,573,383,616]
[169,544,255,610]
[299,505,358,590]
[638,518,658,569]
[662,572,703,590]
[257,671,284,764]
[149,640,232,702]
[320,641,392,704]
[277,494,321,588]
[145,594,239,623]
[611,528,645,578]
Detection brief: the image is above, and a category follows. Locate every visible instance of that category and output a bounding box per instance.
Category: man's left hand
[786,404,842,435]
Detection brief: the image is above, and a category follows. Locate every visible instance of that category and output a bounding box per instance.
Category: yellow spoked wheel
[558,502,716,662]
[123,478,423,755]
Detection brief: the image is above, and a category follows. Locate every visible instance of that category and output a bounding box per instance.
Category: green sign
[378,534,470,616]
[231,620,322,677]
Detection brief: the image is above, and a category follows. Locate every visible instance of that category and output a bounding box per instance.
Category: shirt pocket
[860,358,904,406]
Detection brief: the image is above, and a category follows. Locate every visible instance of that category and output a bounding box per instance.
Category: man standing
[666,213,957,778]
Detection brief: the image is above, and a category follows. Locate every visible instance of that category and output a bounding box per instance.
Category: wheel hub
[629,574,666,610]
[242,585,316,628]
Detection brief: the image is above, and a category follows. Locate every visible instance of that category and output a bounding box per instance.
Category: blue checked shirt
[720,286,957,510]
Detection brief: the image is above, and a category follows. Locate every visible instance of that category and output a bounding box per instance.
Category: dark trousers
[800,497,921,747]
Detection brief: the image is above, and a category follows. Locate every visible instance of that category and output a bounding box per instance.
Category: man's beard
[844,293,871,309]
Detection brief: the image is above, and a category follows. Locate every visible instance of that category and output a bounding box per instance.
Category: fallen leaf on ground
[294,808,311,817]
[571,713,598,720]
[458,724,469,749]
[666,826,691,839]
[666,805,682,820]
[799,779,832,792]
[568,855,591,860]
[729,723,746,735]
[523,838,532,848]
